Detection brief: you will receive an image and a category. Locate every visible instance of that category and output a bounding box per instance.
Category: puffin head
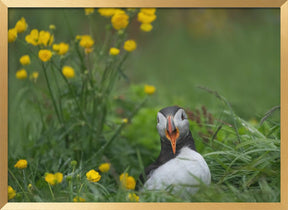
[156,106,190,154]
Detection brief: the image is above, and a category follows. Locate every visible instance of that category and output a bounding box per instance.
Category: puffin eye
[181,113,185,120]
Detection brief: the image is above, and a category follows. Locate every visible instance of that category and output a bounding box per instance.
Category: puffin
[141,106,211,195]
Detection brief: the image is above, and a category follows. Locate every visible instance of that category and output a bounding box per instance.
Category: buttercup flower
[140,23,153,32]
[73,196,86,202]
[49,24,56,30]
[86,169,101,182]
[85,8,95,15]
[140,8,156,15]
[98,163,111,173]
[8,28,17,43]
[19,55,31,65]
[111,11,129,30]
[45,172,63,185]
[30,71,39,82]
[62,66,75,79]
[98,8,122,17]
[15,17,28,33]
[78,35,94,49]
[8,186,16,200]
[137,11,157,24]
[25,29,39,46]
[122,118,128,124]
[55,172,63,183]
[144,85,156,95]
[120,173,136,190]
[25,29,53,46]
[16,69,28,80]
[28,184,33,191]
[109,47,120,56]
[38,30,53,46]
[128,193,139,202]
[53,42,69,55]
[38,49,52,62]
[14,159,28,169]
[123,40,137,52]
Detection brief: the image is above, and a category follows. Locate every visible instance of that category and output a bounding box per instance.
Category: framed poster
[0,0,287,209]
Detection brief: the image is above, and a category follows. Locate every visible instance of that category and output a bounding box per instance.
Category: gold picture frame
[1,0,287,209]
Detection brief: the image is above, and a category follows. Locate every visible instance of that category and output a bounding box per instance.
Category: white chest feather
[144,147,211,194]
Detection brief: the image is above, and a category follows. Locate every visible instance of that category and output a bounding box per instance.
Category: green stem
[61,73,86,121]
[50,61,86,121]
[197,86,241,143]
[28,80,46,130]
[42,63,62,125]
[96,98,147,156]
[48,183,55,201]
[62,9,75,39]
[50,64,64,122]
[8,169,30,201]
[69,180,73,201]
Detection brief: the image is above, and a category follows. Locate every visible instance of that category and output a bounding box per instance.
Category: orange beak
[165,116,179,154]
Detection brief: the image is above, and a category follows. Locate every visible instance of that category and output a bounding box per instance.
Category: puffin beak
[165,116,179,154]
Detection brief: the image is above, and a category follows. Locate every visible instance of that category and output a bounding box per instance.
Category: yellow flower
[38,49,52,62]
[55,172,63,183]
[73,196,86,202]
[15,17,28,33]
[126,176,136,190]
[19,55,31,65]
[25,29,39,46]
[38,30,53,46]
[78,35,94,49]
[85,8,95,15]
[123,40,137,52]
[45,172,63,185]
[109,47,120,56]
[120,173,136,190]
[128,193,139,202]
[14,159,28,169]
[120,172,128,181]
[8,28,17,43]
[49,35,54,46]
[49,24,56,30]
[86,169,101,182]
[140,8,156,15]
[25,29,53,46]
[140,23,153,32]
[98,8,122,17]
[98,163,111,173]
[16,69,28,80]
[53,42,69,55]
[137,12,157,24]
[62,66,75,79]
[122,118,128,124]
[28,184,33,191]
[30,71,39,82]
[8,186,16,200]
[144,85,156,95]
[111,11,129,30]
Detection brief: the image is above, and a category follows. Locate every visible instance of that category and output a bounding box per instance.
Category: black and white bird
[141,106,211,195]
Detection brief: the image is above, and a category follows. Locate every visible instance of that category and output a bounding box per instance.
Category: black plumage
[139,106,196,185]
